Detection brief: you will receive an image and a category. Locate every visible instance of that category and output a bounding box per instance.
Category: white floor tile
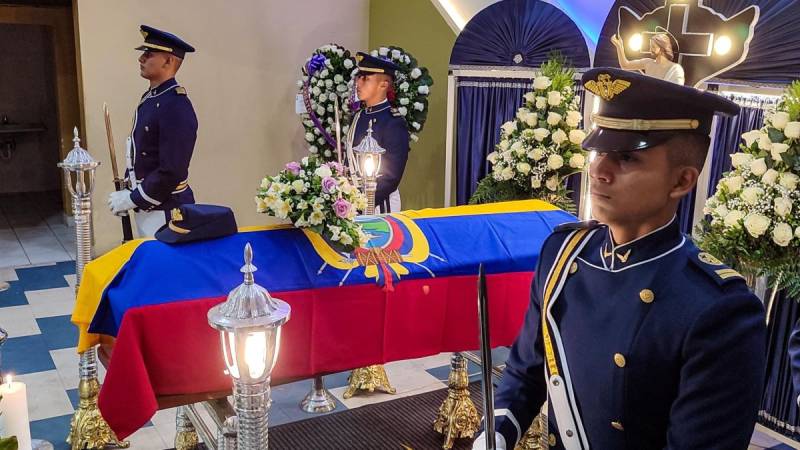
[126,425,168,450]
[0,305,41,338]
[152,407,178,446]
[0,267,18,282]
[25,287,75,318]
[0,229,30,267]
[49,347,107,391]
[15,227,71,265]
[15,370,74,421]
[415,352,454,370]
[63,274,76,290]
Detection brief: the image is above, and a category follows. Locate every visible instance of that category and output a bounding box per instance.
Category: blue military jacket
[128,77,198,212]
[491,217,766,449]
[348,100,409,212]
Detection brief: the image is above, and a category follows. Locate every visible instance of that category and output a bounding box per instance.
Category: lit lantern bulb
[714,35,732,55]
[628,33,643,52]
[363,155,376,178]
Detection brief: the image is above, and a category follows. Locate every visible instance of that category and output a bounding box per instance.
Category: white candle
[0,375,32,450]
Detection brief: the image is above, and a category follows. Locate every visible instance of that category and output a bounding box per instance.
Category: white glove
[108,189,136,216]
[472,432,506,450]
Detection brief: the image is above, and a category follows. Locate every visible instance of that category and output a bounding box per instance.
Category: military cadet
[346,52,410,213]
[474,68,767,449]
[107,25,198,236]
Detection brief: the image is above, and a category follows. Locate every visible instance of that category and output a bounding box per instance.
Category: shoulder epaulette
[553,220,600,233]
[175,86,187,95]
[688,249,745,286]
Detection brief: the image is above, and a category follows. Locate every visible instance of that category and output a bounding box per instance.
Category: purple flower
[328,162,344,175]
[333,198,351,218]
[322,176,337,194]
[285,161,301,175]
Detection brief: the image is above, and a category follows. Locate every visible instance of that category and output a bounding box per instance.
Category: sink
[0,123,46,135]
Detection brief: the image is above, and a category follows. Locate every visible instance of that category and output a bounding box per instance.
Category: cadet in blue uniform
[346,52,410,213]
[475,68,766,449]
[108,25,198,236]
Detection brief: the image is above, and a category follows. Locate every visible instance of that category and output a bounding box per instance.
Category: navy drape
[759,291,800,440]
[706,105,766,198]
[456,78,530,205]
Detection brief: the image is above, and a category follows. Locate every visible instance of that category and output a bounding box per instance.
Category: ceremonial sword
[478,263,496,450]
[103,103,134,242]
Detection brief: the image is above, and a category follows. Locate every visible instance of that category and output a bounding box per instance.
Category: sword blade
[478,263,496,450]
[103,102,121,181]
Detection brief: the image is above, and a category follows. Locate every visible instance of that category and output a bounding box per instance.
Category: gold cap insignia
[140,30,148,38]
[698,252,723,266]
[584,74,631,101]
[171,208,184,222]
[356,54,364,62]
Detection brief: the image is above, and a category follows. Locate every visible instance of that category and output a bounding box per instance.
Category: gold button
[569,262,578,274]
[156,102,160,108]
[611,421,624,431]
[614,353,626,368]
[549,433,556,446]
[639,289,654,304]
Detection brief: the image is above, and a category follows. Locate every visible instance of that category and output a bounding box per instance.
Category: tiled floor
[0,191,75,267]
[0,261,795,449]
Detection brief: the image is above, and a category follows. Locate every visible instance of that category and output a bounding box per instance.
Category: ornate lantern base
[343,364,396,399]
[433,353,479,449]
[66,369,129,449]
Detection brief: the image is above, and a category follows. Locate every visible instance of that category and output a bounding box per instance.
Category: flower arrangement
[469,56,588,212]
[697,81,800,296]
[298,44,357,160]
[255,156,368,252]
[362,46,434,144]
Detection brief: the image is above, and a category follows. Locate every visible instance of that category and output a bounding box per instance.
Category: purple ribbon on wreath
[302,56,337,150]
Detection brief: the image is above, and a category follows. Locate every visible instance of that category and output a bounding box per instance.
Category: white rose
[724,210,745,229]
[749,158,767,176]
[511,141,525,155]
[517,162,531,174]
[418,85,430,95]
[391,49,401,59]
[316,106,325,115]
[771,111,790,130]
[400,97,410,105]
[758,134,772,151]
[569,129,586,145]
[412,121,421,130]
[774,197,793,218]
[523,92,536,104]
[403,55,411,64]
[379,47,389,56]
[501,121,517,136]
[772,222,793,247]
[569,153,586,169]
[328,93,337,101]
[344,59,354,69]
[533,76,552,90]
[400,81,410,92]
[305,132,315,142]
[741,130,761,148]
[535,96,547,110]
[320,69,329,78]
[796,226,800,240]
[547,154,564,170]
[780,172,799,190]
[499,139,510,151]
[724,175,744,193]
[547,112,563,126]
[334,74,344,83]
[516,108,531,122]
[500,166,514,180]
[531,148,545,161]
[551,129,568,145]
[566,111,582,128]
[309,145,318,154]
[398,106,408,116]
[314,165,332,178]
[547,91,562,107]
[487,152,499,164]
[744,213,771,238]
[414,102,424,111]
[740,186,763,205]
[312,86,321,96]
[291,179,306,193]
[714,204,729,219]
[525,113,538,128]
[771,143,790,162]
[325,79,334,89]
[411,68,422,79]
[785,122,800,139]
[533,128,550,142]
[531,176,542,188]
[730,152,753,169]
[762,169,779,185]
[546,175,560,191]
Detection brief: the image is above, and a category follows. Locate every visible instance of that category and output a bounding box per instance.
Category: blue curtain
[759,292,800,441]
[706,105,767,198]
[456,78,530,205]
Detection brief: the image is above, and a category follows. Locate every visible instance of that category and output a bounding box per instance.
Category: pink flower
[285,161,301,175]
[322,177,337,194]
[333,198,351,218]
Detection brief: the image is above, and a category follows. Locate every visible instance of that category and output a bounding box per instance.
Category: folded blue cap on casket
[155,204,237,244]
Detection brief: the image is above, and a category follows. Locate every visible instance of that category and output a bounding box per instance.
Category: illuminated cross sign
[617,0,759,87]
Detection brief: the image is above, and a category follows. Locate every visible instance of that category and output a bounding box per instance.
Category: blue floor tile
[66,388,79,410]
[36,315,78,351]
[321,370,351,389]
[29,413,72,450]
[14,261,73,291]
[426,360,482,383]
[1,334,55,374]
[0,280,28,307]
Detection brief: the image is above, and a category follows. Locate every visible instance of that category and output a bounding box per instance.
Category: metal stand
[300,376,337,413]
[433,353,479,449]
[175,405,200,450]
[62,129,128,450]
[233,379,270,450]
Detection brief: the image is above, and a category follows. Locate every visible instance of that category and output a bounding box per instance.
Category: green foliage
[0,437,18,450]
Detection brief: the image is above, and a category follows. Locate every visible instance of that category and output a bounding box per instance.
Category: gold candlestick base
[433,354,480,449]
[174,406,200,450]
[66,378,129,450]
[515,409,550,449]
[343,364,396,398]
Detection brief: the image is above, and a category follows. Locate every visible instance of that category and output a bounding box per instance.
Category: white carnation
[325,79,333,88]
[749,158,767,176]
[730,152,753,169]
[414,102,424,111]
[774,196,793,218]
[305,132,315,142]
[740,186,763,205]
[344,59,354,69]
[569,129,586,145]
[391,49,401,59]
[334,74,344,83]
[569,153,586,168]
[316,106,325,115]
[779,172,799,190]
[796,226,800,240]
[547,112,562,126]
[400,98,410,105]
[320,69,329,78]
[418,85,430,95]
[400,82,410,92]
[772,222,793,247]
[412,121,421,130]
[312,86,321,96]
[411,68,422,79]
[547,154,564,170]
[379,47,389,56]
[533,128,550,142]
[785,122,800,139]
[309,145,318,154]
[533,76,552,90]
[744,213,771,238]
[547,91,562,107]
[551,129,568,146]
[771,111,790,130]
[398,106,408,116]
[328,93,337,101]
